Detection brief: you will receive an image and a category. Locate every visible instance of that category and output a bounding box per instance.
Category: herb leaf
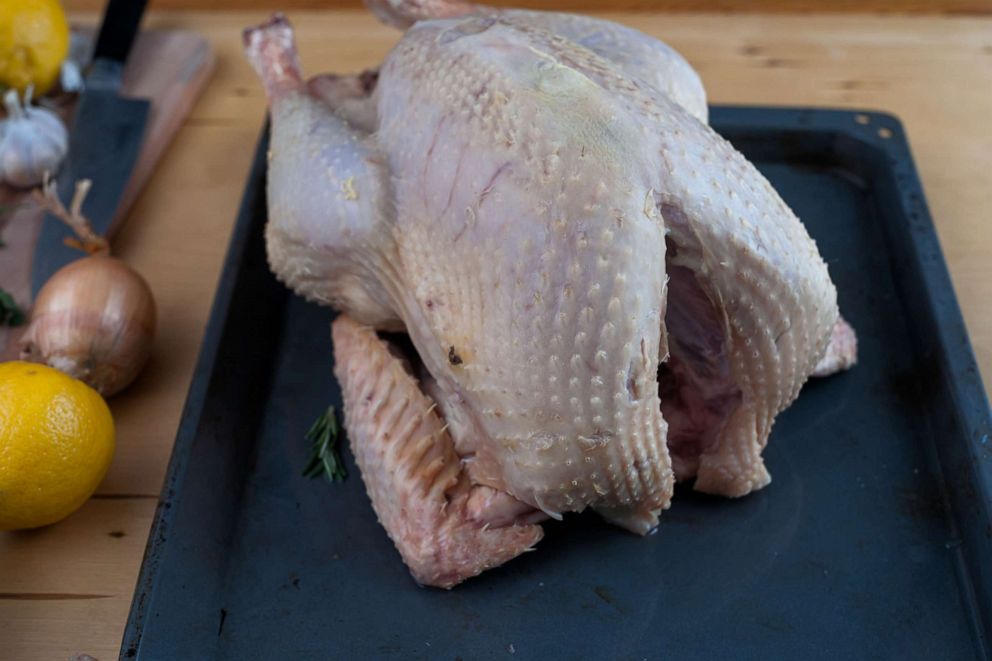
[0,288,25,326]
[0,203,27,214]
[302,405,347,482]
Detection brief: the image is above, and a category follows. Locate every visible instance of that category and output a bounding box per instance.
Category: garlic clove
[0,88,69,189]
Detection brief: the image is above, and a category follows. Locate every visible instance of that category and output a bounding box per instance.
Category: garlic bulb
[20,254,157,396]
[0,87,68,188]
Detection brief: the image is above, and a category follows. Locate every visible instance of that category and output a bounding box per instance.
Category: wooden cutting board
[0,27,215,359]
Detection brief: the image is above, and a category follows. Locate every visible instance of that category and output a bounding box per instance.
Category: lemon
[0,0,70,96]
[0,361,115,530]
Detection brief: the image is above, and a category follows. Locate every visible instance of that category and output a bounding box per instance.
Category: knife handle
[93,0,150,65]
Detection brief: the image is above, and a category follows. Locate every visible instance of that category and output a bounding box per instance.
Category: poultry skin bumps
[244,5,855,587]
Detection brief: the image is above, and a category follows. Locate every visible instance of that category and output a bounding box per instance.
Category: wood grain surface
[0,28,214,363]
[64,0,992,14]
[1,9,991,660]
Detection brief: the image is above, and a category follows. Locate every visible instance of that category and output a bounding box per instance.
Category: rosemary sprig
[302,405,347,482]
[0,203,28,214]
[0,202,28,231]
[0,288,25,326]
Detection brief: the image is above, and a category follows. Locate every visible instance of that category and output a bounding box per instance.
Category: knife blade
[31,0,151,295]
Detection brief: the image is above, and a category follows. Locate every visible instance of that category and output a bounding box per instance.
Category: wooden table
[2,10,990,659]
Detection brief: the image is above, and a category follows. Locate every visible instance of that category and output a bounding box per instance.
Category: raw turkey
[244,2,857,588]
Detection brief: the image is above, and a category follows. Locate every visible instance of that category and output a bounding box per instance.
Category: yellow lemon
[0,361,115,530]
[0,0,70,95]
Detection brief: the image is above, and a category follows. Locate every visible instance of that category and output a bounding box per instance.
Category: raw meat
[244,3,855,587]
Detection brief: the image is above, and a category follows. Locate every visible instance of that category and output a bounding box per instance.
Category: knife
[31,0,151,295]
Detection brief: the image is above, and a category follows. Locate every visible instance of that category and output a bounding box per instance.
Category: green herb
[0,202,28,219]
[302,405,347,482]
[0,288,25,326]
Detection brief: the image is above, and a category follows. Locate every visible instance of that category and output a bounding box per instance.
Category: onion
[19,177,157,396]
[20,255,155,396]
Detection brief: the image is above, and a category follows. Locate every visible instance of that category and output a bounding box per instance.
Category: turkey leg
[244,15,402,329]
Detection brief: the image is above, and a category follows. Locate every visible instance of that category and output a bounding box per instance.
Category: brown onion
[20,255,156,396]
[19,176,157,396]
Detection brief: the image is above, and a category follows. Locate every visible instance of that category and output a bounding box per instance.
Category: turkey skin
[244,4,855,587]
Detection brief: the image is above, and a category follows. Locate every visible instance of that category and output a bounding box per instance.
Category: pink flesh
[242,14,302,97]
[812,316,858,377]
[659,254,742,481]
[466,485,550,527]
[658,264,857,480]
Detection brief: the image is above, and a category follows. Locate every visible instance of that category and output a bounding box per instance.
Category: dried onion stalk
[19,176,156,396]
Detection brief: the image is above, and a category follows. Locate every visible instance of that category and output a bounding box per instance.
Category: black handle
[92,0,150,64]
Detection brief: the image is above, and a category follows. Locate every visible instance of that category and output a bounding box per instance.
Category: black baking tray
[121,107,992,660]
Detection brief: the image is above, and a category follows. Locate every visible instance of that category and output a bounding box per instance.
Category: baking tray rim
[119,105,992,659]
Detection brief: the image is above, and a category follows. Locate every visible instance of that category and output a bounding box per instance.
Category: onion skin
[20,255,156,396]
